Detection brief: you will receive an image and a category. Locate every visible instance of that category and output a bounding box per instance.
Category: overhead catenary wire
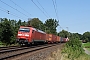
[0,0,29,18]
[9,0,33,17]
[52,0,59,21]
[31,0,49,18]
[51,0,64,30]
[36,0,51,18]
[0,7,25,20]
[54,0,59,21]
[0,8,20,19]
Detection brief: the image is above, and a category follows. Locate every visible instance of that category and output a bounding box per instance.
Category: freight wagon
[46,34,53,43]
[56,36,60,43]
[61,37,69,43]
[46,34,60,43]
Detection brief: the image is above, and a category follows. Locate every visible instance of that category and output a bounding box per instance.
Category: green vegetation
[44,19,59,35]
[82,42,90,48]
[61,36,90,60]
[87,48,90,51]
[62,37,84,60]
[62,53,90,60]
[77,54,90,60]
[46,43,90,60]
[82,42,90,51]
[0,41,4,47]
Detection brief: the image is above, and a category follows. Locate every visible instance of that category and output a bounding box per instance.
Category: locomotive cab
[16,26,32,45]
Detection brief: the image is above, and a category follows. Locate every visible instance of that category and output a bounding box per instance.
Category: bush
[62,37,84,60]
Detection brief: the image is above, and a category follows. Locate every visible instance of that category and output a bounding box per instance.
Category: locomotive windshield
[19,28,30,32]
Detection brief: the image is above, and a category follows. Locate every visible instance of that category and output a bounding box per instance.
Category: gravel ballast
[12,44,64,60]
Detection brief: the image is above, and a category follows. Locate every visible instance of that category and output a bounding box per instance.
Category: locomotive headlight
[18,34,22,36]
[25,34,29,36]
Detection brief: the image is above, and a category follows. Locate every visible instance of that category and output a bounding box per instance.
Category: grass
[0,42,19,47]
[46,42,90,60]
[87,48,90,51]
[46,48,90,60]
[82,42,90,51]
[82,42,90,48]
[76,53,90,60]
[0,42,5,47]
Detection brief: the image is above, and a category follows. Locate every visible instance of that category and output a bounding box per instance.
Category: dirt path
[83,48,90,55]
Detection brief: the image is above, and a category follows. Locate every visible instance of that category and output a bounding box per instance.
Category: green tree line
[0,18,90,46]
[58,30,90,42]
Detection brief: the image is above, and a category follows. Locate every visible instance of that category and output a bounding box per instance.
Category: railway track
[0,43,62,60]
[0,46,20,51]
[0,44,51,53]
[0,44,47,53]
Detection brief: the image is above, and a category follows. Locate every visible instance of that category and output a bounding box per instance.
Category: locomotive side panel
[31,29,46,43]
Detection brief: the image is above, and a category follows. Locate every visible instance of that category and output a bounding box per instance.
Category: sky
[0,0,90,34]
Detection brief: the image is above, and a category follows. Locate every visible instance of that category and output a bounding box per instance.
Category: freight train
[16,26,69,46]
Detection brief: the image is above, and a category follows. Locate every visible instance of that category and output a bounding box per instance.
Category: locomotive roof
[20,26,46,34]
[33,28,46,34]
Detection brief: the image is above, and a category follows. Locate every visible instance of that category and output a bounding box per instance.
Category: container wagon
[56,36,60,43]
[46,34,53,43]
[52,35,57,43]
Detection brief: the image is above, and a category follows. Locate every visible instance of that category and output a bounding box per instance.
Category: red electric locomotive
[16,26,46,46]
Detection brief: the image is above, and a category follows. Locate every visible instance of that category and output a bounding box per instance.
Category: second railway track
[0,43,63,60]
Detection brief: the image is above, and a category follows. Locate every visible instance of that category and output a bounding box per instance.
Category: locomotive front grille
[18,38,28,44]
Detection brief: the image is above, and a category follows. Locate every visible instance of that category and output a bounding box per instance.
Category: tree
[21,21,27,26]
[58,30,69,38]
[27,18,45,31]
[72,33,80,40]
[44,19,59,35]
[0,18,15,45]
[0,21,2,42]
[82,32,90,42]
